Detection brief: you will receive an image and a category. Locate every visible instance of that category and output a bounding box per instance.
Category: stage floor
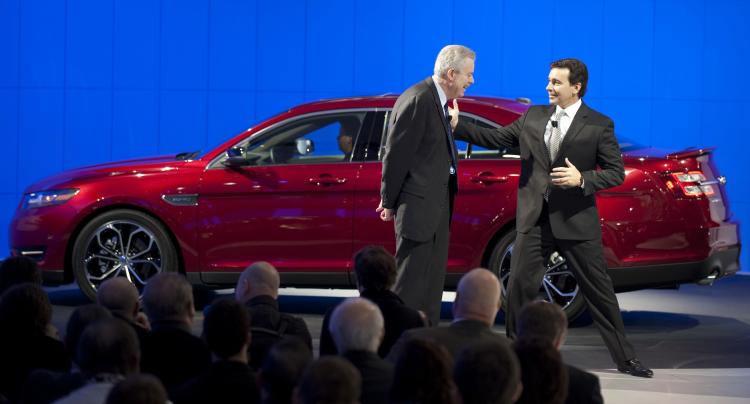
[47,273,750,403]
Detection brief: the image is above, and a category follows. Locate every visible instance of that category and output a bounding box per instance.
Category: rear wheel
[71,209,178,301]
[487,229,586,322]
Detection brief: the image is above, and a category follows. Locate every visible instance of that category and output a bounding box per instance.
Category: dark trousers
[506,205,636,364]
[393,199,450,326]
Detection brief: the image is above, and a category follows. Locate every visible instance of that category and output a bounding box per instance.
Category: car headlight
[22,189,79,209]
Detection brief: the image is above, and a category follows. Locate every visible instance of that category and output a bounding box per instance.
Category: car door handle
[470,172,508,184]
[308,176,347,186]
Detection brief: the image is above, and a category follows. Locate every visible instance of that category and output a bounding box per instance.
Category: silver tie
[548,110,565,163]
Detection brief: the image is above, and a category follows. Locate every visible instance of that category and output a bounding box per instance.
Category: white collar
[556,98,582,119]
[432,75,448,108]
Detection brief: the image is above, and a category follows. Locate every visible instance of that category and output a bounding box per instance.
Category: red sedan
[9,95,740,319]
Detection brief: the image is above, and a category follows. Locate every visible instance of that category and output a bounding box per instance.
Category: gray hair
[329,297,384,353]
[433,45,476,77]
[142,272,194,323]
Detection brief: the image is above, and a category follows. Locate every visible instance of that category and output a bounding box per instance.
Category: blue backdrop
[1,0,748,272]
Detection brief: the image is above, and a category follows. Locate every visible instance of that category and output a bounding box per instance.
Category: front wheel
[71,209,179,301]
[487,230,586,322]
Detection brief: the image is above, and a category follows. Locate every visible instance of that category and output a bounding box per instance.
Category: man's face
[447,58,475,99]
[546,67,580,108]
[338,133,353,154]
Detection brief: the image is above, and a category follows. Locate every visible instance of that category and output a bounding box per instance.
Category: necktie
[548,109,565,163]
[444,103,458,174]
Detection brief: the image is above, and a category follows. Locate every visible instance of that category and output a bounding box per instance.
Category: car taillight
[664,170,717,198]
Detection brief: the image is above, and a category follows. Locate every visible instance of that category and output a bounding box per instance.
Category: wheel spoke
[88,264,122,282]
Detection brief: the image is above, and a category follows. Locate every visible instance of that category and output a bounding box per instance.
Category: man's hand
[448,99,460,130]
[550,158,582,188]
[376,199,394,221]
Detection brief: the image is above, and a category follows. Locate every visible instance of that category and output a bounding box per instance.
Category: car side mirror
[222,146,249,167]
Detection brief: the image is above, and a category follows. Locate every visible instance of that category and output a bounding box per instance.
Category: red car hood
[23,155,193,193]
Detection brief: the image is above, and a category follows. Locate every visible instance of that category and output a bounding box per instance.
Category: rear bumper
[610,244,740,292]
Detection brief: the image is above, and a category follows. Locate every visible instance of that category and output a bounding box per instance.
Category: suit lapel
[427,78,451,138]
[555,102,589,164]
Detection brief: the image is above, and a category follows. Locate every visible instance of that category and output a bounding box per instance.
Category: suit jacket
[386,319,509,361]
[455,102,624,240]
[565,364,603,404]
[140,322,212,396]
[173,361,261,404]
[245,295,313,370]
[319,289,426,358]
[381,77,458,242]
[342,350,394,404]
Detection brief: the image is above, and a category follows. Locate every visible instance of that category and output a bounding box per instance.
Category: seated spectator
[106,374,168,404]
[329,297,393,404]
[21,304,113,404]
[258,337,312,404]
[454,340,522,404]
[235,261,312,370]
[173,298,260,404]
[53,318,140,404]
[387,268,508,361]
[0,284,69,403]
[517,301,603,404]
[97,277,150,347]
[320,246,424,357]
[513,339,568,404]
[294,357,361,404]
[140,273,210,395]
[0,255,42,293]
[389,338,457,404]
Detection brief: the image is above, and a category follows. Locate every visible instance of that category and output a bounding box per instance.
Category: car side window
[241,112,368,166]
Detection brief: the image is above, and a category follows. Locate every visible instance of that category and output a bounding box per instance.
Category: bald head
[235,261,281,302]
[329,297,384,353]
[453,268,502,325]
[97,277,140,320]
[142,272,194,325]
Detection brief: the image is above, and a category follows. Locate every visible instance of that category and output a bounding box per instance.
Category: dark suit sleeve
[581,120,625,196]
[380,95,428,209]
[453,111,526,150]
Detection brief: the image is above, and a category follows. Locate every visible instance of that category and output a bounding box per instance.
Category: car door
[197,110,375,286]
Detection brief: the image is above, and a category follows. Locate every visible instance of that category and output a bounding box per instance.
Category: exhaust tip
[696,270,720,286]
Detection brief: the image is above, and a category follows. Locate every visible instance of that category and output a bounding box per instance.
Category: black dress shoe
[618,359,654,378]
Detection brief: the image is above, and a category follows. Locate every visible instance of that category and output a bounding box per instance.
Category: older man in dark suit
[386,268,508,361]
[450,58,651,378]
[378,44,475,326]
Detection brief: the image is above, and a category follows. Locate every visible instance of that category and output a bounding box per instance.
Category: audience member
[513,339,568,404]
[329,297,393,404]
[454,340,522,404]
[294,357,361,404]
[258,338,313,404]
[53,319,140,404]
[0,255,42,293]
[97,277,150,346]
[173,298,260,404]
[0,283,69,402]
[387,268,508,361]
[106,374,168,404]
[320,246,425,357]
[140,272,210,395]
[389,338,457,404]
[235,261,312,369]
[64,304,114,364]
[517,301,603,404]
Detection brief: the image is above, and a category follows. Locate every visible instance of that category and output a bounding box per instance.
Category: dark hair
[106,374,167,404]
[353,245,397,291]
[202,297,250,359]
[260,338,313,404]
[0,256,42,293]
[550,58,588,98]
[454,340,520,404]
[296,356,361,404]
[513,339,568,404]
[0,283,51,336]
[76,318,140,376]
[517,301,567,345]
[65,304,113,363]
[390,338,457,404]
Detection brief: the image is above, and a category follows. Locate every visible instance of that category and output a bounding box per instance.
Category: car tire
[71,209,178,301]
[487,229,586,323]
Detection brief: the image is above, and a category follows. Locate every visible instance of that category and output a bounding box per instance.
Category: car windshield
[617,136,647,152]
